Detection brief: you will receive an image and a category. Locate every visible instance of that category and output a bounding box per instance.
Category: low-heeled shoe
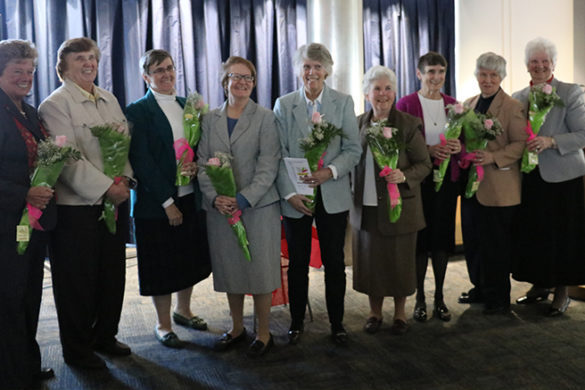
[458,289,483,304]
[433,302,451,322]
[246,334,274,358]
[94,340,132,356]
[390,319,409,335]
[214,329,247,351]
[516,292,549,305]
[287,328,303,345]
[547,297,570,317]
[413,303,427,322]
[154,328,184,348]
[364,317,383,334]
[35,367,55,381]
[331,328,348,345]
[173,312,208,330]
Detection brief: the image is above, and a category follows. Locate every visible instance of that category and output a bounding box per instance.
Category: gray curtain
[363,0,455,100]
[0,0,307,109]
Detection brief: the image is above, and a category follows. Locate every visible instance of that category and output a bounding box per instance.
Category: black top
[475,88,500,114]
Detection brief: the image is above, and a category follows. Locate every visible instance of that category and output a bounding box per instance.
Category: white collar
[303,87,324,107]
[151,88,176,101]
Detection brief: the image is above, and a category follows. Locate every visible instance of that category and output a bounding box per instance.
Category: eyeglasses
[228,73,255,82]
[150,65,175,75]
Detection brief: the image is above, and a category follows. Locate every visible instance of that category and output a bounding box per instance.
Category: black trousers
[283,192,348,329]
[461,196,482,293]
[479,204,517,308]
[49,204,127,360]
[0,231,46,389]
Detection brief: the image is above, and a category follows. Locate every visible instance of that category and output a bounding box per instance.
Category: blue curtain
[363,0,455,100]
[0,0,307,109]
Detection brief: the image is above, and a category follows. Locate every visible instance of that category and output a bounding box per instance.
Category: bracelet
[550,137,558,149]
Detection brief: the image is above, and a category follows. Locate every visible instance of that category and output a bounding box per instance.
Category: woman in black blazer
[0,39,55,389]
[127,50,210,348]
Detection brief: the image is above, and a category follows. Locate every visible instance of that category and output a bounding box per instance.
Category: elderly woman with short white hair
[461,52,526,315]
[274,43,361,345]
[511,38,585,316]
[351,65,431,335]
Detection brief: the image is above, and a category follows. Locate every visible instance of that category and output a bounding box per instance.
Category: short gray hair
[362,65,397,94]
[0,39,37,76]
[293,43,333,77]
[474,52,507,79]
[525,37,557,67]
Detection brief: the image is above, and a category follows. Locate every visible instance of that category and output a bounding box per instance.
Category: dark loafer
[390,319,409,335]
[154,328,184,348]
[458,288,483,304]
[288,327,303,345]
[246,334,274,358]
[331,327,348,345]
[413,302,427,322]
[547,297,570,317]
[35,367,55,381]
[516,292,549,305]
[433,302,451,322]
[94,340,132,356]
[364,317,383,334]
[173,312,208,330]
[214,329,247,351]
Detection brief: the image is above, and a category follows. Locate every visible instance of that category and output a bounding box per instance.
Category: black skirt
[135,194,211,296]
[511,169,585,286]
[416,164,459,253]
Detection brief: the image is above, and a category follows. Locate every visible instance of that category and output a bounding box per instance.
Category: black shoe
[288,323,304,345]
[364,317,383,334]
[458,288,483,304]
[547,297,570,317]
[246,334,274,358]
[390,319,409,335]
[94,340,131,356]
[172,312,208,330]
[482,305,510,315]
[214,329,247,351]
[35,367,55,381]
[516,292,550,305]
[331,327,348,345]
[413,302,427,322]
[65,352,107,369]
[433,302,452,322]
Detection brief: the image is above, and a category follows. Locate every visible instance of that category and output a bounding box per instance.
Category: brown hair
[417,51,448,73]
[0,39,38,76]
[56,37,100,80]
[220,56,257,94]
[139,49,174,75]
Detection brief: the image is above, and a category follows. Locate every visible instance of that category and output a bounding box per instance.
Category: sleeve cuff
[236,193,251,210]
[328,165,338,180]
[284,192,296,200]
[162,197,174,208]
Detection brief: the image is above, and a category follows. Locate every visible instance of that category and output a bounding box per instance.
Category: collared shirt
[530,74,554,86]
[304,87,324,117]
[72,81,100,103]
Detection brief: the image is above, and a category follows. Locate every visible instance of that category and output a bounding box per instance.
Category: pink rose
[311,111,322,124]
[195,99,205,109]
[454,103,465,114]
[382,127,393,139]
[484,119,493,130]
[207,157,221,166]
[542,84,553,94]
[54,135,67,147]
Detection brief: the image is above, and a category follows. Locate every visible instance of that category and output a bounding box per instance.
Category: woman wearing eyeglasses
[126,49,211,348]
[197,56,281,357]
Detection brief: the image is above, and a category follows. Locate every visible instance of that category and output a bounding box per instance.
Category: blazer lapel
[229,100,256,145]
[486,89,505,117]
[145,90,174,150]
[319,85,337,125]
[214,102,231,149]
[292,88,310,138]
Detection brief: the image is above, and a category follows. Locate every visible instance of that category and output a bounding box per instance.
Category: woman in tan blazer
[461,52,526,315]
[350,65,432,335]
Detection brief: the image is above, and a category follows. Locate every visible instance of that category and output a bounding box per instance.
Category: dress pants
[0,231,46,389]
[49,204,127,361]
[479,204,517,308]
[283,191,348,330]
[461,196,482,295]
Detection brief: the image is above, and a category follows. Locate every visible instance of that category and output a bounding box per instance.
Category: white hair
[525,37,557,67]
[362,65,397,94]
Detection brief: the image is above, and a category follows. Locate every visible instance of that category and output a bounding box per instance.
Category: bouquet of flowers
[205,152,251,261]
[299,112,343,211]
[17,136,81,255]
[176,91,209,186]
[459,113,503,198]
[521,83,564,173]
[90,122,131,234]
[365,120,403,222]
[434,103,473,192]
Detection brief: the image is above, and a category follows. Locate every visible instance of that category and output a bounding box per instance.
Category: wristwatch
[550,137,558,149]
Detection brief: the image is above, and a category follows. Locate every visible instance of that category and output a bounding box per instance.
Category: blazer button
[377,196,382,200]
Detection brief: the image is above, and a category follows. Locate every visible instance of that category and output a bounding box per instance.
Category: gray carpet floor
[34,251,585,390]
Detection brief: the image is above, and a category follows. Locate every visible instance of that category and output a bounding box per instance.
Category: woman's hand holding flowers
[180,161,198,178]
[527,136,554,154]
[302,167,333,187]
[26,186,54,209]
[287,194,313,216]
[214,195,238,216]
[383,168,406,184]
[473,149,494,166]
[106,181,130,206]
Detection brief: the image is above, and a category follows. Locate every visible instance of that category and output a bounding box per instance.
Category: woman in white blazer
[197,56,281,357]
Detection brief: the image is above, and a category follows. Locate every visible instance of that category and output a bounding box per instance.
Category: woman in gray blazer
[511,38,585,316]
[197,56,281,357]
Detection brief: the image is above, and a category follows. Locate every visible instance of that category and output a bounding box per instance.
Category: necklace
[418,93,443,126]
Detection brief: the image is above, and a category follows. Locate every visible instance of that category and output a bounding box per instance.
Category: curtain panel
[363,0,455,101]
[0,0,307,109]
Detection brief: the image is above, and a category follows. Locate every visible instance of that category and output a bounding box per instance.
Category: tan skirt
[352,206,416,297]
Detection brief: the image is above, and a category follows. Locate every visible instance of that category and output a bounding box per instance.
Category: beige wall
[455,0,574,101]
